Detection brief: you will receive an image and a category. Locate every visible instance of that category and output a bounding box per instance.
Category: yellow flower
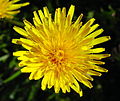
[0,0,29,19]
[12,5,110,96]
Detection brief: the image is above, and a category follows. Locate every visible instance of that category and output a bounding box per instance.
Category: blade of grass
[3,71,21,84]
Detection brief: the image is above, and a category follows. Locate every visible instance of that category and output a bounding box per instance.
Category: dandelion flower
[0,0,29,19]
[12,5,110,96]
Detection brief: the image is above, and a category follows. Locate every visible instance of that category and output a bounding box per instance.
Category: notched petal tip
[12,39,19,44]
[21,68,26,72]
[29,72,36,80]
[23,19,33,28]
[103,54,111,58]
[12,39,17,43]
[89,18,96,24]
[105,69,108,72]
[79,90,83,97]
[70,5,75,9]
[18,62,24,67]
[41,85,46,91]
[13,52,18,56]
[34,77,40,80]
[13,26,18,30]
[108,54,111,57]
[107,36,111,40]
[29,77,33,80]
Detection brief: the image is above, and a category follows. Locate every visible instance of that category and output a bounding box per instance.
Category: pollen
[48,49,65,65]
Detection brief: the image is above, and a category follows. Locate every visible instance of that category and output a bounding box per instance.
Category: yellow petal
[93,65,108,72]
[12,39,21,44]
[72,70,93,88]
[86,28,104,38]
[13,51,28,56]
[88,48,105,53]
[89,24,99,33]
[38,10,45,23]
[17,56,29,61]
[73,14,83,27]
[41,73,49,90]
[7,10,20,15]
[13,26,28,37]
[88,54,111,60]
[87,70,102,76]
[23,19,33,28]
[43,7,49,18]
[33,11,42,25]
[34,69,44,80]
[70,79,83,96]
[88,60,105,65]
[7,3,29,10]
[91,36,111,46]
[80,18,95,32]
[20,38,34,46]
[10,0,20,3]
[29,71,37,80]
[54,78,60,93]
[67,5,75,23]
[21,67,37,73]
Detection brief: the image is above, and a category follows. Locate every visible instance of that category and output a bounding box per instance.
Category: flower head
[0,0,29,19]
[12,5,110,96]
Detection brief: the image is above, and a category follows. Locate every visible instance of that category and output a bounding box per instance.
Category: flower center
[48,49,65,65]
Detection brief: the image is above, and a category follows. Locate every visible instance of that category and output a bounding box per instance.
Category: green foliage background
[0,0,120,101]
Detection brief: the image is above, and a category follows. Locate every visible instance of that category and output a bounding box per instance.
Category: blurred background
[0,0,120,101]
